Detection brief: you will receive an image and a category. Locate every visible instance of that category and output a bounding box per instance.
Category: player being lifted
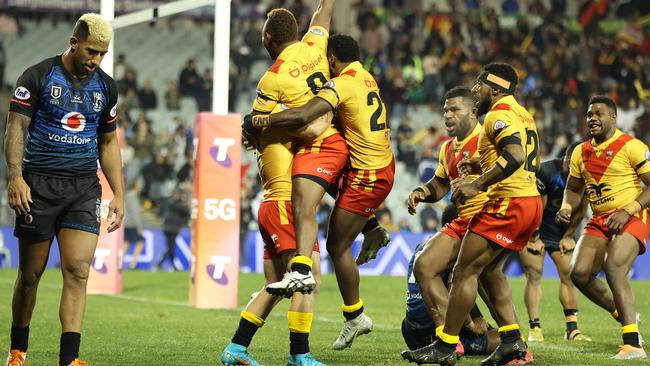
[4,14,124,366]
[405,86,490,346]
[519,141,591,343]
[557,95,650,360]
[402,63,542,366]
[221,3,334,366]
[249,34,394,350]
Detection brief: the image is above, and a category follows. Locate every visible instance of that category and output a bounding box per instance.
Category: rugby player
[4,14,123,366]
[402,63,542,365]
[557,95,650,360]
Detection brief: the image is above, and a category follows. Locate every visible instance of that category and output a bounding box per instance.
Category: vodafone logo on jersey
[61,112,86,132]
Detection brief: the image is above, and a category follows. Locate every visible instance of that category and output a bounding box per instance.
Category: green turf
[0,269,648,365]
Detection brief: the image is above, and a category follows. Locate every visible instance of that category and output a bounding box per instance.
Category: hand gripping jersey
[479,95,539,199]
[435,124,488,218]
[569,129,650,215]
[253,26,337,201]
[9,56,118,177]
[315,61,393,170]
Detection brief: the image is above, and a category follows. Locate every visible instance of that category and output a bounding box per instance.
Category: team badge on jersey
[51,85,62,99]
[493,120,506,130]
[93,92,104,112]
[606,150,613,160]
[310,28,325,36]
[61,112,86,132]
[14,86,30,100]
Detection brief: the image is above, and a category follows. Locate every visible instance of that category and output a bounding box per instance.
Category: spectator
[123,180,145,270]
[157,188,191,271]
[164,80,180,110]
[137,80,157,110]
[179,58,201,97]
[419,206,439,232]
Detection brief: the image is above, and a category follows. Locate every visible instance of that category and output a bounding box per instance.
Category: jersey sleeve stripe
[496,134,521,149]
[315,96,336,111]
[11,99,31,106]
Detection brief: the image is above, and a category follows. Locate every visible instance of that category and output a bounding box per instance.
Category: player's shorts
[469,196,543,251]
[14,172,101,242]
[459,330,489,356]
[292,133,348,189]
[336,159,395,217]
[440,216,471,241]
[583,209,649,254]
[124,228,144,243]
[258,200,319,259]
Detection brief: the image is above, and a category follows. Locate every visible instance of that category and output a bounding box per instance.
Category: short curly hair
[265,8,298,45]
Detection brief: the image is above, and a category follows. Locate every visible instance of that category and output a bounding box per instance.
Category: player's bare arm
[452,137,525,204]
[559,196,588,254]
[605,171,650,233]
[309,0,335,31]
[266,97,333,129]
[406,176,450,215]
[98,130,125,233]
[4,111,32,214]
[556,176,585,226]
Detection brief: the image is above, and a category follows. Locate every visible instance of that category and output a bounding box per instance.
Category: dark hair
[265,8,298,45]
[588,95,617,114]
[564,140,581,159]
[328,34,361,62]
[483,62,518,88]
[444,86,475,104]
[72,19,90,41]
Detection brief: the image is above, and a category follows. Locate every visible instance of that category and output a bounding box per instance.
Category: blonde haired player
[5,13,123,366]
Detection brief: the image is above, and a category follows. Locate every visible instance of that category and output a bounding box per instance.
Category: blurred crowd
[1,0,650,239]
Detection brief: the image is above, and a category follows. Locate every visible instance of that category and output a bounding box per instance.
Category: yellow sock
[341,299,364,313]
[611,309,619,320]
[291,255,313,268]
[622,324,639,334]
[498,324,520,333]
[288,311,313,333]
[439,330,459,345]
[241,311,265,327]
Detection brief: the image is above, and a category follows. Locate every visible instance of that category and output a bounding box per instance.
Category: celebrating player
[402,62,542,365]
[557,95,649,360]
[251,34,394,350]
[520,141,591,343]
[221,3,333,366]
[4,14,123,366]
[405,86,489,343]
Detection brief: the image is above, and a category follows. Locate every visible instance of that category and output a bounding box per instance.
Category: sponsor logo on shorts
[364,207,376,213]
[495,233,513,244]
[24,213,34,224]
[110,104,117,118]
[316,167,334,176]
[210,138,236,168]
[206,255,232,285]
[61,112,86,132]
[14,86,30,100]
[95,199,101,223]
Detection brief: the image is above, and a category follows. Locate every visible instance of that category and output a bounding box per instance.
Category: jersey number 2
[525,129,538,172]
[367,91,386,131]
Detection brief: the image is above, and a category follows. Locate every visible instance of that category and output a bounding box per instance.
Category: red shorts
[336,159,395,217]
[258,201,319,259]
[469,196,543,251]
[292,133,348,188]
[583,209,649,254]
[440,216,471,241]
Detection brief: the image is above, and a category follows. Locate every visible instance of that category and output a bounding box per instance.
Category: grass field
[0,270,648,366]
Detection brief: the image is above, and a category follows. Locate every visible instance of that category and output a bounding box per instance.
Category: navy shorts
[14,172,102,242]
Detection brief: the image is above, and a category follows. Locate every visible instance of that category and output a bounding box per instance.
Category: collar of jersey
[591,128,622,150]
[276,41,301,60]
[339,61,362,76]
[454,123,481,146]
[490,95,517,110]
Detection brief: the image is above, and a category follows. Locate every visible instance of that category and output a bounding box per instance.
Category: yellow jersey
[253,26,336,201]
[435,124,488,218]
[479,95,540,199]
[569,129,650,215]
[315,61,393,170]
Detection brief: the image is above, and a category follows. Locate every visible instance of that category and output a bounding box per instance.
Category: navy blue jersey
[536,159,567,242]
[9,55,118,178]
